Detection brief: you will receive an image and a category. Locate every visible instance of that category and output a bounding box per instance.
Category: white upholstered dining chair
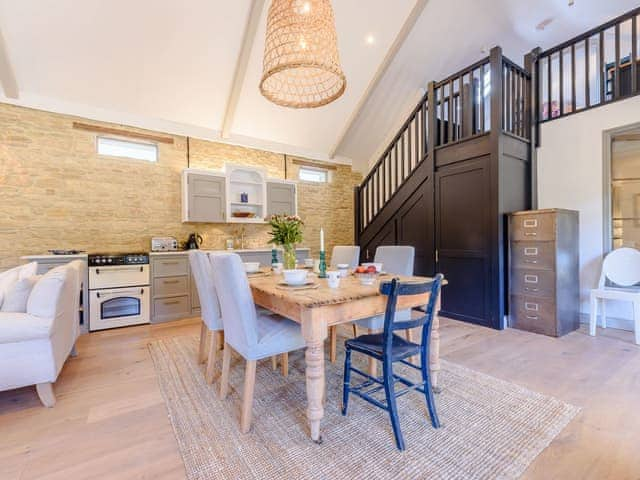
[590,247,640,344]
[329,245,360,268]
[211,253,306,433]
[189,251,224,383]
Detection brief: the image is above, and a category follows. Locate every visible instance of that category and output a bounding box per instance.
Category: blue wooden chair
[342,274,443,451]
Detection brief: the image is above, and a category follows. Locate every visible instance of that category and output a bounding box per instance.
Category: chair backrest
[374,246,415,276]
[330,246,360,268]
[209,253,258,350]
[189,251,222,331]
[380,274,444,354]
[600,247,640,287]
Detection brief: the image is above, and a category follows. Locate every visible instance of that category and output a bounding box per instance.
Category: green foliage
[267,214,304,246]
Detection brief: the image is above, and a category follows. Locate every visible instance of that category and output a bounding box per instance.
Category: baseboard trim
[579,312,634,332]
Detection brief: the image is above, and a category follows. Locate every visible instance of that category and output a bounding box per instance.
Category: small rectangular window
[97,136,158,162]
[299,166,328,183]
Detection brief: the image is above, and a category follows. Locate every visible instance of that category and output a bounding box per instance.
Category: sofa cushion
[0,262,38,310]
[27,267,68,319]
[0,276,40,313]
[0,312,52,343]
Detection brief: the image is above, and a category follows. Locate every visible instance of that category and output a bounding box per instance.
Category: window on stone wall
[97,136,158,162]
[299,166,328,183]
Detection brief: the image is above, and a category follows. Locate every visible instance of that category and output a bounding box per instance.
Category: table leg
[430,293,441,392]
[302,314,328,443]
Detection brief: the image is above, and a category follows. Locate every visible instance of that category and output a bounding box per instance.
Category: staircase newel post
[525,47,542,209]
[427,80,437,275]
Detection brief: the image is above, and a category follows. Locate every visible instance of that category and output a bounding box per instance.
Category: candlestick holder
[271,248,278,266]
[318,250,327,278]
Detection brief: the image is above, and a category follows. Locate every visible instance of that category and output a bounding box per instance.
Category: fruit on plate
[366,265,377,274]
[355,266,367,274]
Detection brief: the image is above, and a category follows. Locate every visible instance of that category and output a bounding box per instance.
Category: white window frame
[298,165,329,183]
[96,136,158,162]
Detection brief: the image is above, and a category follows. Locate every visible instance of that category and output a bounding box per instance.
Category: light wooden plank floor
[1,317,639,479]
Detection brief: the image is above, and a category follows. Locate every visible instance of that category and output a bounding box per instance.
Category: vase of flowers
[268,214,304,270]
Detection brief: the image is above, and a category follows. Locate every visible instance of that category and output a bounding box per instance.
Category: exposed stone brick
[0,103,362,269]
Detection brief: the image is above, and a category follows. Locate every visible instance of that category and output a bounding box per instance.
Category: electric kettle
[186,233,203,250]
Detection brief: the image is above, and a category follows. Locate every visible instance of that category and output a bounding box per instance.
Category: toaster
[151,237,178,252]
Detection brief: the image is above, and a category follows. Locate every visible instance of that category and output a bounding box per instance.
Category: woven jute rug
[149,335,579,480]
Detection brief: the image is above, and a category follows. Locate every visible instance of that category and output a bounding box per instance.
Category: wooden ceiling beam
[0,26,19,99]
[328,0,429,159]
[220,0,266,139]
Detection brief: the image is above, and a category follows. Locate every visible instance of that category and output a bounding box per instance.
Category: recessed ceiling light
[536,17,554,31]
[365,34,375,45]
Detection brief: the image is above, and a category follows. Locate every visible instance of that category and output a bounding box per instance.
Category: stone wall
[0,102,361,269]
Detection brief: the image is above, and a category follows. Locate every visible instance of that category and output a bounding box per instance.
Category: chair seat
[345,332,420,361]
[355,309,412,330]
[0,313,52,344]
[238,312,305,361]
[591,287,640,301]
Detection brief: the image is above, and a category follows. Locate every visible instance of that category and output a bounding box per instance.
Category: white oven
[88,253,150,331]
[89,286,150,331]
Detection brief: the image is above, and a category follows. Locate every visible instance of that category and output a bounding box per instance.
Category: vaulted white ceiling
[0,0,638,173]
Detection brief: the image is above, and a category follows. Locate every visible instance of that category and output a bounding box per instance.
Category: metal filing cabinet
[508,209,580,337]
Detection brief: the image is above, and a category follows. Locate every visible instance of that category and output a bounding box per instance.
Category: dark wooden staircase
[354,47,533,329]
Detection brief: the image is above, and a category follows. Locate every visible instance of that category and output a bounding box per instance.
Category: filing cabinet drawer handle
[525,315,539,320]
[163,280,180,284]
[524,259,538,264]
[163,300,180,305]
[524,302,539,311]
[523,219,538,228]
[161,261,180,265]
[524,274,539,283]
[524,287,539,292]
[524,232,537,236]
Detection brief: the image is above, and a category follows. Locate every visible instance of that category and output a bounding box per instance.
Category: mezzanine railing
[535,6,640,123]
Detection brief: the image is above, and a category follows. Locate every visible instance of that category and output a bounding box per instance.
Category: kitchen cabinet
[182,170,226,223]
[266,181,297,217]
[150,254,195,323]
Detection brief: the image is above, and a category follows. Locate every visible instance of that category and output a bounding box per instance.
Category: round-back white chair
[590,247,640,344]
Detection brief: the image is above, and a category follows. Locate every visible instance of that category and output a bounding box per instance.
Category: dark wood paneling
[436,156,492,327]
[361,221,396,263]
[435,133,491,167]
[397,180,435,276]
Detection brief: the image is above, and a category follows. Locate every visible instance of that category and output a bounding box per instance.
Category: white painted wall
[537,95,640,330]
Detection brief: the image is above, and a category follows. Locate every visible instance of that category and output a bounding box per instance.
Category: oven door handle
[96,288,145,299]
[95,266,145,274]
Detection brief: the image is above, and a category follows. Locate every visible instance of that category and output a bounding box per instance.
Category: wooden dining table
[249,272,443,443]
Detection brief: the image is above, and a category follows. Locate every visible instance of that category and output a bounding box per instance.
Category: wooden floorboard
[1,317,639,479]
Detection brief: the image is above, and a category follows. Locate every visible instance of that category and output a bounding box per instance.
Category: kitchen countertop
[22,253,88,261]
[21,247,311,261]
[149,247,311,255]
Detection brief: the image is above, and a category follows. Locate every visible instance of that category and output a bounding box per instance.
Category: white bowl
[283,269,308,286]
[357,273,376,286]
[243,262,261,273]
[361,262,383,273]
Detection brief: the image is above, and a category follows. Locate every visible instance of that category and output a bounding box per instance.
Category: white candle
[320,228,324,252]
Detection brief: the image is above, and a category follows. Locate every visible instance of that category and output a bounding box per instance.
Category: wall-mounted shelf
[181,164,297,224]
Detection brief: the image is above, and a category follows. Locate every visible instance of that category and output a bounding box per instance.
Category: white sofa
[0,260,83,407]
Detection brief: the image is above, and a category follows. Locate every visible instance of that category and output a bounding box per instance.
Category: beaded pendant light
[260,0,346,108]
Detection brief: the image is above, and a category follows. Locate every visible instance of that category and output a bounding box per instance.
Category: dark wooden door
[435,156,494,327]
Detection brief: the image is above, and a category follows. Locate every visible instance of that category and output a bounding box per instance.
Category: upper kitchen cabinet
[225,164,268,223]
[266,180,297,217]
[182,170,226,223]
